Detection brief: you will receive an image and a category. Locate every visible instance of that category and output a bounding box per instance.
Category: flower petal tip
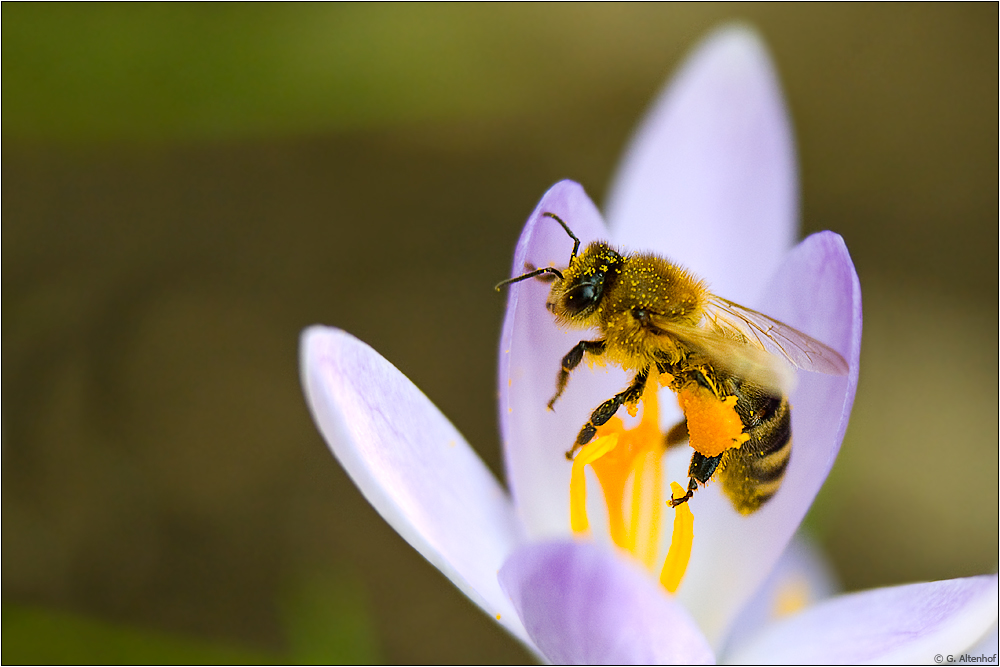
[300,326,533,644]
[606,21,796,305]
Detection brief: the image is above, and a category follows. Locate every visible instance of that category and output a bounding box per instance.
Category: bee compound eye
[564,282,600,313]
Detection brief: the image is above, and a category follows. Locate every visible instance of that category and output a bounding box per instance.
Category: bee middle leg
[669,451,723,507]
[566,367,649,459]
[549,339,606,410]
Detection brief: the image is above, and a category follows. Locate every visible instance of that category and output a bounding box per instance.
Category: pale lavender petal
[300,326,532,644]
[728,575,999,664]
[968,622,999,658]
[679,232,862,646]
[605,25,796,306]
[722,532,840,660]
[498,180,633,538]
[499,541,715,665]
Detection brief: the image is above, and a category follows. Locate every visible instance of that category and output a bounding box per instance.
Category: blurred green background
[3,4,996,663]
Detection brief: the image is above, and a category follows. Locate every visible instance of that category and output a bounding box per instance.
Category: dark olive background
[3,4,997,663]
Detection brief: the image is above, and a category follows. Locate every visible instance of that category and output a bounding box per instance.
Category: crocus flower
[301,25,998,664]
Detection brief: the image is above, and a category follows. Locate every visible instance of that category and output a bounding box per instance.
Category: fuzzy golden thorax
[546,242,708,370]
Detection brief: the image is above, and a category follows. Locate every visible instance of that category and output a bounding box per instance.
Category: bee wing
[703,295,849,376]
[651,318,797,395]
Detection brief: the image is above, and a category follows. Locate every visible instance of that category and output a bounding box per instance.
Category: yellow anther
[660,482,694,594]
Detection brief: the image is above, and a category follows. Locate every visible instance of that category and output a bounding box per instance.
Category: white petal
[728,575,999,665]
[499,540,715,665]
[300,326,531,644]
[497,180,628,539]
[605,24,796,305]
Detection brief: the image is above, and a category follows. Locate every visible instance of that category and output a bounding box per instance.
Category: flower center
[569,370,694,593]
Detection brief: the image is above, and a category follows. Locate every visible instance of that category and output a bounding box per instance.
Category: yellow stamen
[660,482,694,594]
[568,374,666,570]
[625,446,663,568]
[570,433,619,533]
[567,371,714,593]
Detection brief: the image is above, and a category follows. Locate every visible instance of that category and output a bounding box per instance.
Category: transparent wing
[703,295,849,376]
[650,320,797,395]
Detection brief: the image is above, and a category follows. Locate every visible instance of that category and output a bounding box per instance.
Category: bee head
[495,212,621,326]
[547,242,623,326]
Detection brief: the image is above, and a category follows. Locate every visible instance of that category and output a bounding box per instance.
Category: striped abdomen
[718,381,792,515]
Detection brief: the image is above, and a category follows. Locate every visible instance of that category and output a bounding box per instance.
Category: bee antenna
[494,212,579,291]
[542,212,581,261]
[494,266,564,291]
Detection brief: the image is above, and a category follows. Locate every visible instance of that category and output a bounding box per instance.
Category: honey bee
[497,212,849,514]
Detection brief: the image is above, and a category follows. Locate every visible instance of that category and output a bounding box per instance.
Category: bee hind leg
[565,367,649,459]
[548,339,606,410]
[669,451,722,507]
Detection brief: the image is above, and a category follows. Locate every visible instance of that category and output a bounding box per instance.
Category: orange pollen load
[676,383,749,457]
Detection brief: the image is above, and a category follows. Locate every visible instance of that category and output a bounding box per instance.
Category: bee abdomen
[720,392,792,515]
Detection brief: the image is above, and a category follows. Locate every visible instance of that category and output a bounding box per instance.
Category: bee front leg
[566,367,649,459]
[549,339,606,410]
